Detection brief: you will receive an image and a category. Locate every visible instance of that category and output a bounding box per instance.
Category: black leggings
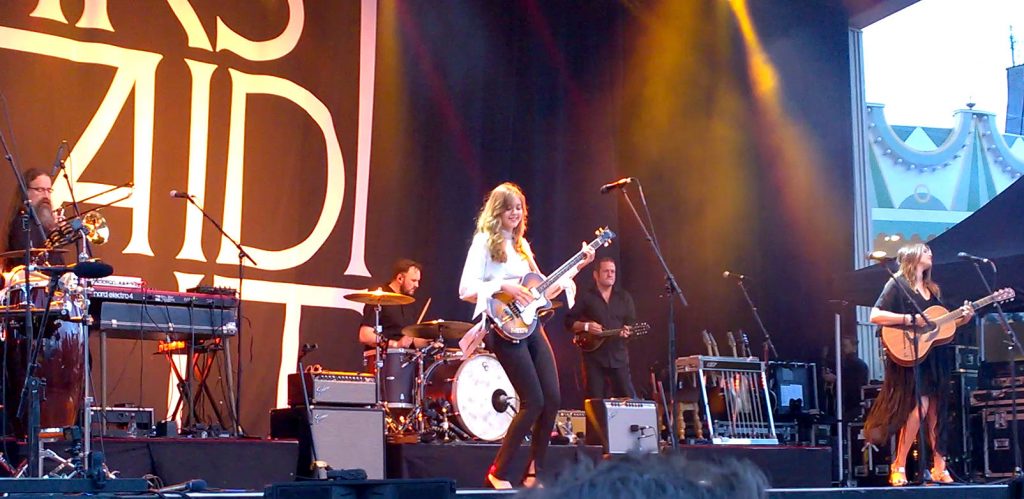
[487,326,560,481]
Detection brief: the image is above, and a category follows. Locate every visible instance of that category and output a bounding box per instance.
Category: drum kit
[344,290,520,443]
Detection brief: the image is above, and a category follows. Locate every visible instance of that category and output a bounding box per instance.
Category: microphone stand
[611,180,688,450]
[180,195,256,437]
[1,126,52,477]
[968,258,1022,479]
[878,261,936,484]
[734,278,778,361]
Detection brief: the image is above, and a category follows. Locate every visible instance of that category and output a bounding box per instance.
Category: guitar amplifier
[584,399,659,454]
[270,406,385,479]
[90,407,154,437]
[287,371,376,407]
[555,409,586,441]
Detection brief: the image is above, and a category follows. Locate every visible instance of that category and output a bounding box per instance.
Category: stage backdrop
[0,1,854,436]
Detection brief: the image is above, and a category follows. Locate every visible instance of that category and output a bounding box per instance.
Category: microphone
[30,260,114,279]
[169,190,193,199]
[50,140,68,177]
[157,479,207,493]
[866,250,894,262]
[957,252,991,264]
[722,271,748,281]
[600,177,634,194]
[492,389,515,413]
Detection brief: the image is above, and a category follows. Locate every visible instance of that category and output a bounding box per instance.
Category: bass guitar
[487,227,616,342]
[573,322,650,352]
[881,287,1015,366]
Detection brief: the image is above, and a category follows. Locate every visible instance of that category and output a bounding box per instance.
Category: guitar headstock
[594,227,616,247]
[727,331,737,348]
[631,322,651,335]
[995,287,1017,303]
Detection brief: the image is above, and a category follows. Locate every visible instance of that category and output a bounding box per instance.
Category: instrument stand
[611,180,688,450]
[828,300,850,486]
[879,263,936,484]
[296,349,327,479]
[735,279,778,361]
[165,340,229,433]
[968,259,1023,481]
[180,194,254,437]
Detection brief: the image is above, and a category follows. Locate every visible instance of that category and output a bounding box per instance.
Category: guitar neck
[534,238,603,295]
[931,292,1001,326]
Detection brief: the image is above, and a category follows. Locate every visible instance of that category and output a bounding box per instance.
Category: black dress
[863,276,951,452]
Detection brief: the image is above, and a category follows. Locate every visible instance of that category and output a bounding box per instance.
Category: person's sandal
[889,467,908,487]
[486,473,513,490]
[930,468,953,484]
[522,472,543,488]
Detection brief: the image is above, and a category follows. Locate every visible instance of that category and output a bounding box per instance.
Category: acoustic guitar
[573,322,650,352]
[487,228,616,342]
[881,288,1015,366]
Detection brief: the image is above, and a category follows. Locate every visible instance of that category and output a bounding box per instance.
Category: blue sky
[863,0,1024,133]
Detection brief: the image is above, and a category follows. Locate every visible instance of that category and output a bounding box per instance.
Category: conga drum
[1,275,84,438]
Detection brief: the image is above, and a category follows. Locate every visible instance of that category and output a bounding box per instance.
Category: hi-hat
[0,248,69,260]
[402,319,474,339]
[344,288,414,306]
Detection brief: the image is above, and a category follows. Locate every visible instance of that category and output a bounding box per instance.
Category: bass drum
[423,353,518,442]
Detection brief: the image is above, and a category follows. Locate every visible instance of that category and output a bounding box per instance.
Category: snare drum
[423,353,517,441]
[363,348,417,410]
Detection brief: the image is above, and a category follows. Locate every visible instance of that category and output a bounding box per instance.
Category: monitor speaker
[270,406,385,479]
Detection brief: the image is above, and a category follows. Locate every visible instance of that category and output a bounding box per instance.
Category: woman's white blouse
[458,231,576,319]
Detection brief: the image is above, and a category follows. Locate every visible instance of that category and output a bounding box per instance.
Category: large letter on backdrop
[0,27,161,256]
[217,69,346,271]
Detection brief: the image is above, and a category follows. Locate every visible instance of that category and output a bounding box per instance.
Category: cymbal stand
[371,303,387,416]
[404,339,444,435]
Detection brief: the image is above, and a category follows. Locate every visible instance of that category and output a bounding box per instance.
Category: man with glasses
[4,168,65,266]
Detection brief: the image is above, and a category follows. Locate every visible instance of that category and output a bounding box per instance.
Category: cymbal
[0,248,69,260]
[402,319,474,339]
[344,288,414,306]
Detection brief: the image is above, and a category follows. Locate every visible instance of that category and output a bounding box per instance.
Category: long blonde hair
[475,182,528,263]
[897,243,940,297]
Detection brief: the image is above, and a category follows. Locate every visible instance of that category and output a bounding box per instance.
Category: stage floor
[387,441,834,489]
[0,436,297,491]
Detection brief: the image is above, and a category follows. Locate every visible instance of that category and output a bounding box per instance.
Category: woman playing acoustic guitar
[863,243,973,486]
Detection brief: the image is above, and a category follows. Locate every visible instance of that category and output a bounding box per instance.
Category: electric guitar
[573,322,650,352]
[487,228,616,342]
[881,288,1015,366]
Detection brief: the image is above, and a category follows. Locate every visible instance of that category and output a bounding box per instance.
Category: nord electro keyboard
[88,285,238,341]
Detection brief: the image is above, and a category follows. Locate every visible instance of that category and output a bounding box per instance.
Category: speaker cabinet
[584,399,659,454]
[270,406,385,479]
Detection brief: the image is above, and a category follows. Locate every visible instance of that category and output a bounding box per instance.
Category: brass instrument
[45,209,110,249]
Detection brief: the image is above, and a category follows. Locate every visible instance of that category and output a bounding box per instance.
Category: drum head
[451,354,518,442]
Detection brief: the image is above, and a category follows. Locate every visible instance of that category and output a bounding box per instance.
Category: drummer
[3,168,66,267]
[357,259,432,349]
